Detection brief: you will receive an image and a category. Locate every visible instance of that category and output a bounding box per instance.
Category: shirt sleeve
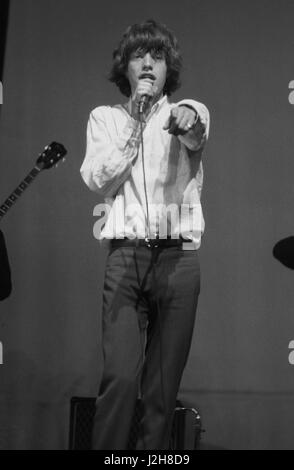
[80,107,141,198]
[176,99,210,151]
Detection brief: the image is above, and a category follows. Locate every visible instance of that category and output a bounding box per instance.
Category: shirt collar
[150,94,168,113]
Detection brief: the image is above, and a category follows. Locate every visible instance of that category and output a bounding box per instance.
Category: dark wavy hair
[109,19,182,97]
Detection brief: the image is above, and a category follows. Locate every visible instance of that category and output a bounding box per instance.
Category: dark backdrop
[1,0,294,450]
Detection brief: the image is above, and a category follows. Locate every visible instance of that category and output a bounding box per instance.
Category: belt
[110,237,193,250]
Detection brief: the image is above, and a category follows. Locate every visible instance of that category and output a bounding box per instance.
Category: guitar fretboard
[0,166,41,220]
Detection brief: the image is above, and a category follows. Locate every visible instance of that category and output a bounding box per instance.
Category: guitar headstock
[36,142,67,170]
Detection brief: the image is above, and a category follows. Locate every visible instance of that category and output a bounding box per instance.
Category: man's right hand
[131,79,156,119]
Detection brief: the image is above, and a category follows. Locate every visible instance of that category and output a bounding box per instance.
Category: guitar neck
[0,165,42,220]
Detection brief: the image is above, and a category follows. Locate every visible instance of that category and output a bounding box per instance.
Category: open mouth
[139,73,156,80]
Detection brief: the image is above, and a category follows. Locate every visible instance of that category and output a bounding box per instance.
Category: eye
[153,51,164,60]
[132,50,144,59]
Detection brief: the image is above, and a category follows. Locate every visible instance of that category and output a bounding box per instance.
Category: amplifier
[69,397,202,450]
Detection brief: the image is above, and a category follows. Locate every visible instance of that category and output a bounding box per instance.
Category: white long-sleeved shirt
[81,95,210,249]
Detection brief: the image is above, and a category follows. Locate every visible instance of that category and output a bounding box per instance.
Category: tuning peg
[62,158,66,163]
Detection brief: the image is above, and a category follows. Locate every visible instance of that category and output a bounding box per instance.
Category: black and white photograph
[1,0,294,452]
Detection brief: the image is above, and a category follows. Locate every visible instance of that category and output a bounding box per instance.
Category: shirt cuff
[118,118,141,151]
[176,99,210,138]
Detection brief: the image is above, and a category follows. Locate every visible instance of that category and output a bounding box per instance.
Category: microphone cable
[137,106,169,450]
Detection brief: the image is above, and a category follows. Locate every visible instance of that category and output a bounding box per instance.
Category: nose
[142,53,154,70]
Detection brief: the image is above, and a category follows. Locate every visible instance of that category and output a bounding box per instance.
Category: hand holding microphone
[138,94,152,115]
[131,77,158,119]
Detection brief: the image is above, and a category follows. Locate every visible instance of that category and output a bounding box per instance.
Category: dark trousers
[92,245,201,450]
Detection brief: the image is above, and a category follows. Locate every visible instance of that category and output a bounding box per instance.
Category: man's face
[126,49,167,99]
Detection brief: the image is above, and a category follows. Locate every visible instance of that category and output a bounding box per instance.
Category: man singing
[81,19,210,450]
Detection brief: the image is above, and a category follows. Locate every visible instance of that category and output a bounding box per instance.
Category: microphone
[138,85,158,114]
[138,94,152,114]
